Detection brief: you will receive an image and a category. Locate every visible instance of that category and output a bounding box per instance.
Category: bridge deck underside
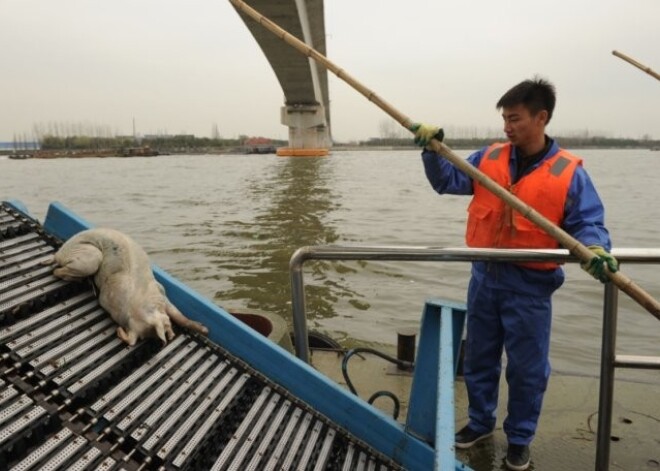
[233,0,330,127]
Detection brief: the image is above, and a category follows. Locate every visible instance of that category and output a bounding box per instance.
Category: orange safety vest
[465,143,582,270]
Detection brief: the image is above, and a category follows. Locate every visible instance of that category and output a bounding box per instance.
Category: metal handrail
[289,246,660,471]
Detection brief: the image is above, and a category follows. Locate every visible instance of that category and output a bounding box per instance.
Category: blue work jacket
[421,138,612,296]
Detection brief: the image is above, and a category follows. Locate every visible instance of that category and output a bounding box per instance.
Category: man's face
[501,104,547,149]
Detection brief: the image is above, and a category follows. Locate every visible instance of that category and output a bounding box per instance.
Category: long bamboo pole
[229,0,660,319]
[612,50,660,82]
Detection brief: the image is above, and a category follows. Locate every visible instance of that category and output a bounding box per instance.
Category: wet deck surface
[311,349,660,470]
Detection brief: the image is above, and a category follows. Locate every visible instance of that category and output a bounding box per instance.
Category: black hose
[367,390,401,420]
[341,347,414,420]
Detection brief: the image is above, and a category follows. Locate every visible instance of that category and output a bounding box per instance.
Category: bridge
[231,0,331,154]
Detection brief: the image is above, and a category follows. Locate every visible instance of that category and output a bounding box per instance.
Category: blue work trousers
[463,276,552,445]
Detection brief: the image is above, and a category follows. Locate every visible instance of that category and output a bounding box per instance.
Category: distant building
[243,137,276,154]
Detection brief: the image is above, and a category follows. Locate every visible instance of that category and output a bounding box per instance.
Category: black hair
[496,76,556,124]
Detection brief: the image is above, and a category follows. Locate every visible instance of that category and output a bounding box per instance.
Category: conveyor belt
[0,202,403,471]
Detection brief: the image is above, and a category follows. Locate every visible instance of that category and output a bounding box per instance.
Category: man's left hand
[581,246,618,283]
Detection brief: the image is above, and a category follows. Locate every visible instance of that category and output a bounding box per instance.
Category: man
[411,77,617,471]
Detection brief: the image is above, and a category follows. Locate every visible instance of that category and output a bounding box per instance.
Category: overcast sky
[2,0,659,143]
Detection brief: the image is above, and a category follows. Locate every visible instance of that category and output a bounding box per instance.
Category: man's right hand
[409,123,444,148]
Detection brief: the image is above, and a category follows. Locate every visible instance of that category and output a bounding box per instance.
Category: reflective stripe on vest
[465,143,582,270]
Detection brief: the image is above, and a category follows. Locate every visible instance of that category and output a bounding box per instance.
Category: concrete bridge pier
[278,104,330,156]
[232,0,331,156]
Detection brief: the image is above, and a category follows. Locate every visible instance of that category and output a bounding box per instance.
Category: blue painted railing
[406,299,467,470]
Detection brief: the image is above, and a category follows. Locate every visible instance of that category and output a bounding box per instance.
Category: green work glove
[581,246,618,283]
[409,122,444,148]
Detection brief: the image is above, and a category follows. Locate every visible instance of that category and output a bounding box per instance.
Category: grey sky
[2,0,659,142]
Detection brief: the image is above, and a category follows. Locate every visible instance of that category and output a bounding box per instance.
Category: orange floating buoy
[276,147,329,157]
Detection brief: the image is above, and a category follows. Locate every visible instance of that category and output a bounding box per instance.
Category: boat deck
[4,199,659,470]
[312,349,660,470]
[0,203,404,471]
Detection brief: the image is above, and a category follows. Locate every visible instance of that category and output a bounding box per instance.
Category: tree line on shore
[7,134,659,154]
[6,118,659,153]
[363,135,660,149]
[6,119,660,155]
[7,134,288,155]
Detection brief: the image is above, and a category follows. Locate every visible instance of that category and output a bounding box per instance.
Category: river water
[2,148,659,382]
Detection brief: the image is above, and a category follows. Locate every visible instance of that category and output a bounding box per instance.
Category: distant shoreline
[2,143,659,159]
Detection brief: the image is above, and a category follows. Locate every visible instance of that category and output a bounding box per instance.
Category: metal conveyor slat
[0,202,405,471]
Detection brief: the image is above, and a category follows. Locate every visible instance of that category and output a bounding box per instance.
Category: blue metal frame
[406,299,469,470]
[19,200,473,470]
